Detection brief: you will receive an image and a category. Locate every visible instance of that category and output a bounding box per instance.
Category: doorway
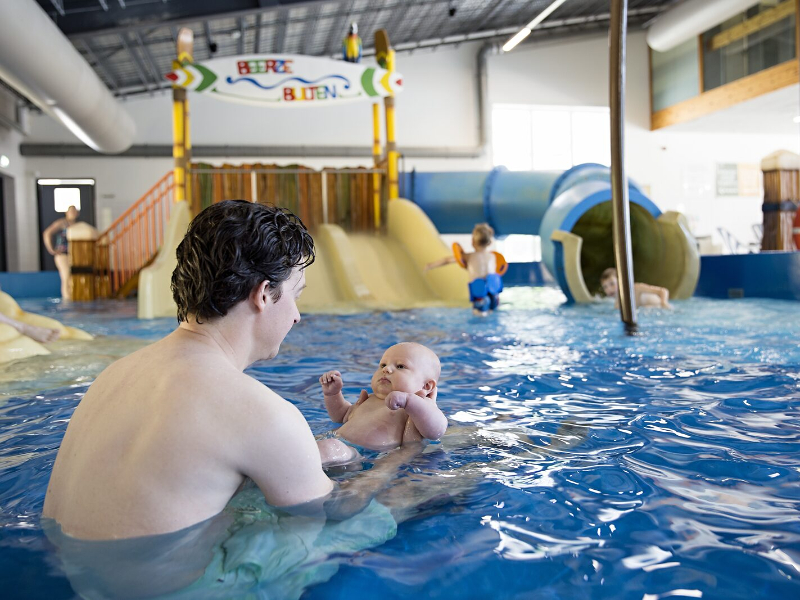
[37,178,96,272]
[0,173,8,272]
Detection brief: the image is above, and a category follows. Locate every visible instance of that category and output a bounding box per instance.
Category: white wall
[487,30,799,249]
[0,126,37,271]
[6,31,797,270]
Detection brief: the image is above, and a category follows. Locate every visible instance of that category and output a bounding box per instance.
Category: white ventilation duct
[647,0,763,53]
[0,0,135,153]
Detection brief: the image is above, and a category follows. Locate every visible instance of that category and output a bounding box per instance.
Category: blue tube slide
[401,164,699,302]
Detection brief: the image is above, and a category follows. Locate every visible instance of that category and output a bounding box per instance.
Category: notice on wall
[716,163,739,196]
[736,164,761,197]
[715,163,762,197]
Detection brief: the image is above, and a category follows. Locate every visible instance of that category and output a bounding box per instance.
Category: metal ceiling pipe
[646,0,762,52]
[0,0,135,153]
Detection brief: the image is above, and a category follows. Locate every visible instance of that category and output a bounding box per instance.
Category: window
[54,188,81,212]
[492,105,611,171]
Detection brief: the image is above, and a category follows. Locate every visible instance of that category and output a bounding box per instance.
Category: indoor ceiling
[34,0,676,98]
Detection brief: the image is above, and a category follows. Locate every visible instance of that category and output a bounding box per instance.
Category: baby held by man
[317,342,447,466]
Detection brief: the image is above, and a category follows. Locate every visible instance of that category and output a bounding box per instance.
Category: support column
[172,28,193,205]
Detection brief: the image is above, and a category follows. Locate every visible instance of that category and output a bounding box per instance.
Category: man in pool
[317,342,447,465]
[600,267,672,309]
[43,200,335,540]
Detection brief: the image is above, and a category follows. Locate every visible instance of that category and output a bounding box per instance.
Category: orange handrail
[95,172,174,296]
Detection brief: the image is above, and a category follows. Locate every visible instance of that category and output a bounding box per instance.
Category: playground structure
[68,23,707,314]
[402,164,700,304]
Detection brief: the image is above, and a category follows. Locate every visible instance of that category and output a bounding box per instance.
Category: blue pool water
[1,289,799,599]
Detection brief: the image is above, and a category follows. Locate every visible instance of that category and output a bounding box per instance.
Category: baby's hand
[385,391,408,411]
[319,370,343,396]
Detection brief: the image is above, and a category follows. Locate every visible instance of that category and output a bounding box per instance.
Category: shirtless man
[43,200,333,540]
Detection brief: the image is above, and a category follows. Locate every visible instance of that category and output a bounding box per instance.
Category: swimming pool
[1,289,799,599]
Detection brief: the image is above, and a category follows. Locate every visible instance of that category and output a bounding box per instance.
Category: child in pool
[600,268,672,309]
[425,223,506,315]
[317,342,447,466]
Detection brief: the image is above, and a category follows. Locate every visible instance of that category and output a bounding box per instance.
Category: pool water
[1,288,799,599]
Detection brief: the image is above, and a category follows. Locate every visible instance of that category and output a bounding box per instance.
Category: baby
[317,342,448,466]
[600,268,672,309]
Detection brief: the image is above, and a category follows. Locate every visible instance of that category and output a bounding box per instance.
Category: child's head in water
[600,267,618,297]
[371,342,440,399]
[472,223,494,250]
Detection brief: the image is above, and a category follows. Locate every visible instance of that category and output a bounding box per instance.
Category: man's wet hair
[171,200,314,323]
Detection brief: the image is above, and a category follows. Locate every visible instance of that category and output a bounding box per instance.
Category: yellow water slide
[137,199,468,318]
[0,291,93,364]
[300,199,468,312]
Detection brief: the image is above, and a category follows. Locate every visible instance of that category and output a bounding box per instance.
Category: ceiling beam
[254,13,263,53]
[275,7,289,53]
[49,0,65,17]
[133,30,164,86]
[303,4,322,55]
[325,0,354,56]
[119,33,155,93]
[237,16,246,55]
[79,38,121,94]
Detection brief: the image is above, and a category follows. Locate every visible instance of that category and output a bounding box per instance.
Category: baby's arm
[385,389,447,440]
[319,371,352,423]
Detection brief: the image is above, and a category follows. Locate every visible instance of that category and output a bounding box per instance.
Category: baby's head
[600,267,618,297]
[371,342,440,399]
[472,223,494,250]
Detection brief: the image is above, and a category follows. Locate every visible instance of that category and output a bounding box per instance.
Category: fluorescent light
[793,115,800,123]
[37,179,96,185]
[503,0,569,52]
[503,28,532,52]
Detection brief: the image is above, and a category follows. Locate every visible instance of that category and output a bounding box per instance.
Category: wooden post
[172,28,193,204]
[761,151,799,251]
[372,102,382,228]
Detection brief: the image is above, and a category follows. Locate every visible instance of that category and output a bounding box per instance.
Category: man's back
[43,328,330,540]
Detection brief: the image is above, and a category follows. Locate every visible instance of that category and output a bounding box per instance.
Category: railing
[188,164,387,233]
[95,172,174,296]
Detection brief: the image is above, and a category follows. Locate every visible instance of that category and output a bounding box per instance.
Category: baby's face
[371,343,438,398]
[601,276,618,297]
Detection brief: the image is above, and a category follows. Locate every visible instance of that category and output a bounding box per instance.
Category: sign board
[165,54,403,107]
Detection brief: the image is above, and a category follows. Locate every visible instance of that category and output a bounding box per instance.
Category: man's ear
[252,280,271,312]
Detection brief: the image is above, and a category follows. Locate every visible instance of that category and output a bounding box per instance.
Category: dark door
[38,180,96,271]
[0,174,7,272]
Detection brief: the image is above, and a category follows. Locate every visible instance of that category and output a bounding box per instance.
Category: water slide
[138,163,698,317]
[299,199,469,312]
[402,163,699,303]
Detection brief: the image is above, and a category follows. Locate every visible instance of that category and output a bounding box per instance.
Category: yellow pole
[384,49,399,200]
[372,102,382,228]
[172,28,193,204]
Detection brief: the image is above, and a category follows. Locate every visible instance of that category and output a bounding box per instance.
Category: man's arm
[385,389,447,440]
[235,385,333,508]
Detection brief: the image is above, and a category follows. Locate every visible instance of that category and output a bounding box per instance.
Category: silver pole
[610,0,637,333]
